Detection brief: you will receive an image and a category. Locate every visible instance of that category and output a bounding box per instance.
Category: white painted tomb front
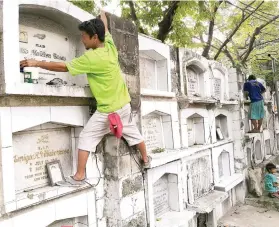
[0,0,93,97]
[138,34,172,96]
[180,108,210,148]
[13,126,72,192]
[212,143,243,192]
[146,161,184,227]
[209,61,229,102]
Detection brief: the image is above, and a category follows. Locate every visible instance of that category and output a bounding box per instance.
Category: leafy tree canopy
[72,0,279,80]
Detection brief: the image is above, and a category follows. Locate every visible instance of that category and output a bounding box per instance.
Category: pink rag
[108,113,123,138]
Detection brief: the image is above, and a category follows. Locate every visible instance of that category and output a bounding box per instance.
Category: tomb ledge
[4,83,92,98]
[187,190,228,214]
[140,89,175,98]
[220,100,238,105]
[3,177,99,213]
[155,211,196,227]
[148,139,233,168]
[185,97,216,104]
[244,132,262,139]
[214,173,244,192]
[0,95,91,107]
[178,97,238,106]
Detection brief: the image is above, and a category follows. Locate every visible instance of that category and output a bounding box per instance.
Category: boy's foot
[269,193,279,198]
[66,176,86,186]
[142,156,152,169]
[56,176,86,187]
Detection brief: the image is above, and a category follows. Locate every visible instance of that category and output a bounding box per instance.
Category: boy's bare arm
[100,10,109,33]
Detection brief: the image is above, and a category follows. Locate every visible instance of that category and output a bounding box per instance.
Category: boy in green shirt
[20,11,150,184]
[265,163,279,198]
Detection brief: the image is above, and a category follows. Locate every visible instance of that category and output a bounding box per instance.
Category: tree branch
[223,47,237,68]
[241,14,279,63]
[128,1,145,34]
[255,38,279,47]
[202,1,223,58]
[212,44,236,67]
[214,1,264,60]
[239,37,279,58]
[157,1,180,42]
[231,1,279,26]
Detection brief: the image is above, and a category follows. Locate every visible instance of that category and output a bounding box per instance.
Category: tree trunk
[157,1,180,42]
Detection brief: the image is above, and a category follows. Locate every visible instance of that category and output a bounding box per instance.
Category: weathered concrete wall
[170,46,180,95]
[101,137,146,227]
[106,13,140,112]
[101,14,146,227]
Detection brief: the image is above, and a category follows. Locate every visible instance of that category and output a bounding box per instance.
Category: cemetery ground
[218,204,279,227]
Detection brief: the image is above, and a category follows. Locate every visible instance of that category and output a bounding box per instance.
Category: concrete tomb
[215,114,228,140]
[13,125,72,192]
[142,111,173,152]
[139,53,168,92]
[153,173,179,218]
[138,34,170,94]
[210,62,229,101]
[187,114,205,147]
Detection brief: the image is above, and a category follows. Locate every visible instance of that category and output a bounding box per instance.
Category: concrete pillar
[102,14,147,227]
[103,136,147,227]
[228,68,246,173]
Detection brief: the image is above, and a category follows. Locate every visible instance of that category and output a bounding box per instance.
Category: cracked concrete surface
[218,205,279,227]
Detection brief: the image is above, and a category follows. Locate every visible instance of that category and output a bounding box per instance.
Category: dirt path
[218,204,279,227]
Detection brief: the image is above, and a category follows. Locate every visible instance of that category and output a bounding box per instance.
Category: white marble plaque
[13,128,72,192]
[188,155,211,200]
[187,69,198,95]
[153,175,170,217]
[142,115,163,151]
[213,78,221,98]
[19,24,71,82]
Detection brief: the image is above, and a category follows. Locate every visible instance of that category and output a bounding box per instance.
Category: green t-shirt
[265,173,278,193]
[66,32,131,113]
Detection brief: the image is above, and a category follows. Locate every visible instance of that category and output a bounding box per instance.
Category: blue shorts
[249,100,264,120]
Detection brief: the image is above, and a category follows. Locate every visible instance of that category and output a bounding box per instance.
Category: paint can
[23,67,39,84]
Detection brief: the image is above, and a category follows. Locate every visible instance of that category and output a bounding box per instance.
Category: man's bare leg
[250,119,258,133]
[136,141,148,163]
[73,149,89,180]
[258,118,263,131]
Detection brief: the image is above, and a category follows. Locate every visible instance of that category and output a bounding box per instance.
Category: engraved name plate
[13,127,72,192]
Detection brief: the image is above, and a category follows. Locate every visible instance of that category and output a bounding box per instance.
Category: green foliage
[69,0,111,16]
[72,0,279,77]
[152,148,165,154]
[69,0,95,14]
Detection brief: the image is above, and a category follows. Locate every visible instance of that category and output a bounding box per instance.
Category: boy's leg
[249,102,261,132]
[119,104,149,164]
[258,118,263,131]
[136,141,148,163]
[72,111,110,181]
[257,100,265,131]
[250,119,258,131]
[73,150,90,181]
